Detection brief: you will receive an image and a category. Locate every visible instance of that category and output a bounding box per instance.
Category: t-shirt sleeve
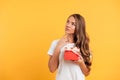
[48,40,59,56]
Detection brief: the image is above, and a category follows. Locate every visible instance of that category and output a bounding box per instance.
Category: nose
[66,22,71,28]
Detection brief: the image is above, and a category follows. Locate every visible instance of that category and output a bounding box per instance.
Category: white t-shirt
[48,40,85,80]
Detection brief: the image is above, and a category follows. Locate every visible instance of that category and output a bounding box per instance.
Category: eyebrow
[68,20,75,23]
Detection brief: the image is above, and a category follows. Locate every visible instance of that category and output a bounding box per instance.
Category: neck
[66,34,74,43]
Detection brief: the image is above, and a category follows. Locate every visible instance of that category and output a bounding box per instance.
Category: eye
[67,20,69,23]
[71,22,75,26]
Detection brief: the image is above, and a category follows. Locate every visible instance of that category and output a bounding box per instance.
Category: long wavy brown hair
[68,14,92,71]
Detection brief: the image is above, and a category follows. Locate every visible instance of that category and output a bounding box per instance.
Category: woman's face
[65,16,76,35]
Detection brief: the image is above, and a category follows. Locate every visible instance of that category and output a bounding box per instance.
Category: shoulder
[51,39,59,44]
[48,39,60,55]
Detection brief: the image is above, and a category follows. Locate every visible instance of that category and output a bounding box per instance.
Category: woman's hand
[56,35,68,49]
[73,55,84,65]
[48,35,68,73]
[73,54,90,76]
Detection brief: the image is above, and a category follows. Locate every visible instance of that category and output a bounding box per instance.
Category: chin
[65,32,70,34]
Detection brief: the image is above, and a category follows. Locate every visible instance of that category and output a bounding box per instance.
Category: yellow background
[0,0,120,80]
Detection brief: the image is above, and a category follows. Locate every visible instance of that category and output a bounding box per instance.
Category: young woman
[48,14,92,80]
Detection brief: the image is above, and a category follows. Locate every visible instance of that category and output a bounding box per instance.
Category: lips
[65,28,68,31]
[65,27,70,31]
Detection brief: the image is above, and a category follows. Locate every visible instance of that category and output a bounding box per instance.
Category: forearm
[48,48,60,73]
[79,61,90,76]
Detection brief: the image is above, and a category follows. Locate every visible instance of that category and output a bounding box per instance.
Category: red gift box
[64,50,80,61]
